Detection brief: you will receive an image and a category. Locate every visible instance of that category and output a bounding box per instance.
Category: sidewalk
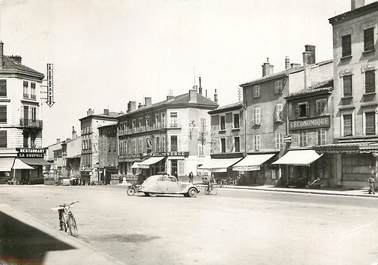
[0,204,123,265]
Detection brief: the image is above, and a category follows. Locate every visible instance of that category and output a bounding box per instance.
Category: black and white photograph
[0,0,378,264]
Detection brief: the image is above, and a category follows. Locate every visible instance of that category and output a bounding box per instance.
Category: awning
[131,162,142,169]
[199,158,242,172]
[0,157,15,171]
[138,157,165,169]
[272,150,322,166]
[233,154,275,171]
[20,158,51,166]
[12,158,34,170]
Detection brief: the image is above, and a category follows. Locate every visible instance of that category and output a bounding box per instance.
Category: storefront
[16,148,49,184]
[198,157,242,181]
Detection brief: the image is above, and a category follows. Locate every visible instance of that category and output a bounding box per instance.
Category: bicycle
[52,201,79,237]
[127,183,141,196]
[204,183,218,195]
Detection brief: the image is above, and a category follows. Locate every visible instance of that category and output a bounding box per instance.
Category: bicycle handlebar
[58,201,79,207]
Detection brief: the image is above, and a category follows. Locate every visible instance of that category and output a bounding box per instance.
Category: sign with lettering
[121,151,190,161]
[289,116,330,131]
[46,63,54,107]
[16,148,45,158]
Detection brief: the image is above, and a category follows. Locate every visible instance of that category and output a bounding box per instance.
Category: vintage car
[140,175,199,197]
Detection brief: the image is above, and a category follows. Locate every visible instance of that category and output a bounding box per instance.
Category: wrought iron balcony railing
[20,119,43,128]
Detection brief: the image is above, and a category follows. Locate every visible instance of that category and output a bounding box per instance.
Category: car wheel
[187,188,198,198]
[127,187,136,196]
[144,192,150,197]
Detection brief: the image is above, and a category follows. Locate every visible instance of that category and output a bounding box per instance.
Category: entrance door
[171,160,177,177]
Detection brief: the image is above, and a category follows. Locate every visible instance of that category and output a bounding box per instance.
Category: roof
[0,56,44,80]
[118,92,217,118]
[208,102,243,114]
[286,80,334,100]
[329,1,378,25]
[97,122,118,129]
[79,111,122,121]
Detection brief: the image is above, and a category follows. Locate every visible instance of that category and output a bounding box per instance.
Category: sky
[0,0,374,146]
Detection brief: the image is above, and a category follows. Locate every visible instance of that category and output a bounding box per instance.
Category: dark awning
[20,158,51,166]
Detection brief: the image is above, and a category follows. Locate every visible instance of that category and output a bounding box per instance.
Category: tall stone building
[98,123,118,184]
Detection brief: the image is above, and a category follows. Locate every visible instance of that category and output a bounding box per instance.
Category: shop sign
[289,116,330,131]
[16,148,45,158]
[148,151,189,157]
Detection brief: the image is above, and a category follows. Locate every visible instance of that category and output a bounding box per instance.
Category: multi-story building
[45,139,64,183]
[321,0,378,188]
[117,89,217,179]
[79,108,120,184]
[0,42,48,184]
[98,123,118,184]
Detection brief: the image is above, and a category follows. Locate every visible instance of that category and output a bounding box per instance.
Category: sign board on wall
[46,63,54,107]
[289,116,330,131]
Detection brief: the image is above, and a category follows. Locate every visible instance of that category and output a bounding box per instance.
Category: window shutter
[365,71,375,93]
[344,114,353,136]
[305,104,310,117]
[365,112,376,135]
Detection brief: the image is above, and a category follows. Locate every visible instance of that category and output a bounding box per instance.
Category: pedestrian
[368,170,376,195]
[189,171,193,183]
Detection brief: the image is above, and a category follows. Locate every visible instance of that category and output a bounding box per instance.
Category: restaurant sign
[16,148,45,158]
[289,116,330,131]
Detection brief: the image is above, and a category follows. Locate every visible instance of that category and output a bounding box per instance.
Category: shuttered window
[254,107,261,125]
[233,113,240,128]
[343,114,353,137]
[253,85,260,98]
[0,80,6,97]
[234,137,240,152]
[0,131,6,148]
[0,106,6,123]
[365,70,375,94]
[220,116,225,130]
[365,112,376,135]
[318,129,327,145]
[364,27,375,52]
[254,135,261,151]
[343,75,352,97]
[342,34,352,57]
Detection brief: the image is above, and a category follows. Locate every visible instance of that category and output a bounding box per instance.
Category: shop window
[343,114,353,137]
[365,112,376,135]
[341,34,351,57]
[365,70,375,94]
[343,75,352,97]
[364,27,375,52]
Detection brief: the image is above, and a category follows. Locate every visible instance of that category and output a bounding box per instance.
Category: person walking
[188,171,193,183]
[368,169,376,195]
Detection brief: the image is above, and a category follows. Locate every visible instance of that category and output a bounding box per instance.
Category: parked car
[140,175,199,197]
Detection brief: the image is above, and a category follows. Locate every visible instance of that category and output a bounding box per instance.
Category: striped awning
[13,158,34,170]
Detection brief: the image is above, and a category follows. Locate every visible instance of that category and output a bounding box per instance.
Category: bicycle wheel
[67,214,78,237]
[127,187,136,196]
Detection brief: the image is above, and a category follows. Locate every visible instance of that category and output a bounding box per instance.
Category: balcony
[20,119,43,129]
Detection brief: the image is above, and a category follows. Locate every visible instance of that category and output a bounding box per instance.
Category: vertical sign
[46,63,54,107]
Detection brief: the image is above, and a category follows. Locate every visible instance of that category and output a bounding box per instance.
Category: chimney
[56,138,61,143]
[87,108,94,116]
[144,97,152,106]
[189,89,197,103]
[127,101,137,112]
[351,0,365,10]
[262,57,274,77]
[9,55,22,64]
[138,102,143,109]
[0,42,3,69]
[72,126,77,139]
[104,109,109,115]
[198,77,203,95]
[285,56,290,70]
[303,45,316,65]
[214,89,218,104]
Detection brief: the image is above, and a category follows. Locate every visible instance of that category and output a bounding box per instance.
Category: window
[234,137,240,152]
[198,143,205,156]
[31,107,37,122]
[274,80,283,94]
[233,113,240,129]
[343,114,353,136]
[297,103,308,118]
[300,131,307,147]
[220,115,225,130]
[365,70,375,94]
[343,75,352,97]
[253,85,260,98]
[316,99,328,115]
[0,80,6,97]
[170,135,178,152]
[161,113,166,127]
[275,104,283,122]
[365,112,376,135]
[23,81,28,98]
[253,107,261,125]
[0,131,6,148]
[30,83,36,100]
[275,133,283,150]
[220,138,226,153]
[364,27,375,52]
[0,106,6,123]
[342,34,351,57]
[254,135,261,151]
[318,129,327,145]
[170,112,177,127]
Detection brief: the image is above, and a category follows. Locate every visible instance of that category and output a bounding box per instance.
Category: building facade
[0,42,48,184]
[79,108,120,184]
[117,90,217,179]
[98,123,118,184]
[324,0,378,188]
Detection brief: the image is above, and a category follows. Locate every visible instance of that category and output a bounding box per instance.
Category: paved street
[1,185,378,265]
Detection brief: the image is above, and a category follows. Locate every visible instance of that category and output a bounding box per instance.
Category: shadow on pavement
[0,211,75,265]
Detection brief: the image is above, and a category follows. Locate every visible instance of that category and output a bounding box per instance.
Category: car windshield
[168,177,177,182]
